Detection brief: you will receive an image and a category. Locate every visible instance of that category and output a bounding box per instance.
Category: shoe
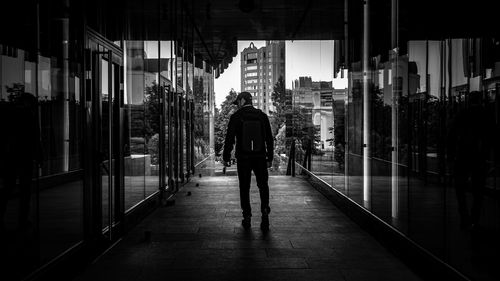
[260,215,269,232]
[242,217,251,230]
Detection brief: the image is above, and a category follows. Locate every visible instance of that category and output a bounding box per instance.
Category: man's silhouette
[222,92,274,231]
[449,91,491,230]
[0,90,39,232]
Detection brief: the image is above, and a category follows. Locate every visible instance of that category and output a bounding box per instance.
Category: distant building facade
[240,41,285,114]
[292,77,346,150]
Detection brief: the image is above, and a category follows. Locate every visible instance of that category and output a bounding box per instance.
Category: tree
[214,89,238,155]
[270,76,289,136]
[333,120,345,170]
[333,100,345,171]
[302,124,322,155]
[274,124,287,155]
[144,81,162,141]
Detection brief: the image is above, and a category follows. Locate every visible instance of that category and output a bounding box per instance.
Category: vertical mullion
[107,50,113,240]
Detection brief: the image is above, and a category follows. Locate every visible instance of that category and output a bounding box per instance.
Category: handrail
[194,153,214,168]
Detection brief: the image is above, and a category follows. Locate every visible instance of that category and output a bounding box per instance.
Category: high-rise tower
[240,41,285,114]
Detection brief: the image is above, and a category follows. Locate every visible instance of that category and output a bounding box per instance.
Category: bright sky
[214,40,347,108]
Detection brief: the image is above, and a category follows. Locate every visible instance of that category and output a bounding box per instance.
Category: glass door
[87,29,124,241]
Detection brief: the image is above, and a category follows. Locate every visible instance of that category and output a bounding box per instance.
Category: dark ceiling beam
[181,0,217,66]
[290,0,313,40]
[215,39,226,61]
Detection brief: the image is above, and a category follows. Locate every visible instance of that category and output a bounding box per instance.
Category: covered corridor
[1,0,499,280]
[73,162,422,281]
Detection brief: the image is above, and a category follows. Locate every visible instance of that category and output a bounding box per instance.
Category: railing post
[286,139,296,176]
[307,140,312,171]
[301,139,312,174]
[291,140,296,177]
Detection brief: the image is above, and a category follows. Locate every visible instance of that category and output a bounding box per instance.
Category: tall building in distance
[240,41,285,114]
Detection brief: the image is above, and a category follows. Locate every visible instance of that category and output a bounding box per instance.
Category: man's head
[232,91,253,108]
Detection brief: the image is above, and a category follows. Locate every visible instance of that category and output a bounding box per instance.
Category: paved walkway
[73,175,424,281]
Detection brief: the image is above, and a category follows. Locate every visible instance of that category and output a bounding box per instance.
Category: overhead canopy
[168,0,499,74]
[2,0,498,74]
[186,0,344,69]
[125,0,344,73]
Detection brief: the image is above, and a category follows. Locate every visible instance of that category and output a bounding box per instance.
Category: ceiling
[121,0,498,75]
[184,0,344,74]
[3,0,498,74]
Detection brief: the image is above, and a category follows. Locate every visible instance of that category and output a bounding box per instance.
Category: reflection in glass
[123,41,146,210]
[340,18,500,281]
[101,58,111,232]
[193,59,214,177]
[0,1,85,274]
[144,40,160,198]
[283,17,500,280]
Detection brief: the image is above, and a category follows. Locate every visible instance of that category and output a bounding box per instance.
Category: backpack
[240,110,265,154]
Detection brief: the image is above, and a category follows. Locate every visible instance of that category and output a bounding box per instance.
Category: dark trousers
[236,157,269,218]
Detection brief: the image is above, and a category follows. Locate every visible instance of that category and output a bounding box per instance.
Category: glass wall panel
[346,64,364,205]
[186,54,194,176]
[170,41,177,190]
[36,0,85,269]
[1,1,85,279]
[405,40,446,257]
[206,65,215,160]
[361,1,410,230]
[282,3,499,280]
[0,43,41,279]
[443,37,500,280]
[179,50,187,182]
[193,62,213,166]
[0,0,198,278]
[100,56,111,234]
[332,82,348,194]
[144,40,160,198]
[160,40,174,192]
[123,40,146,210]
[172,43,184,186]
[339,2,500,280]
[287,41,339,183]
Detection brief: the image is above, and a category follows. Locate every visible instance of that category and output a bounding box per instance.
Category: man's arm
[222,115,236,163]
[263,113,274,162]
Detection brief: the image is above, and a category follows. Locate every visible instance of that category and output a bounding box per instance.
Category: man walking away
[222,92,274,231]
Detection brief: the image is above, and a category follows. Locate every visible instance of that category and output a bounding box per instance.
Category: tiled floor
[73,175,424,281]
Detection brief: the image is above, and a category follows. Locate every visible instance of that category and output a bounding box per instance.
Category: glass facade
[0,2,85,279]
[1,0,497,280]
[286,2,500,280]
[0,1,214,280]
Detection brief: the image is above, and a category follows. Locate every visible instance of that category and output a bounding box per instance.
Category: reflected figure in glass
[449,91,493,230]
[0,84,40,232]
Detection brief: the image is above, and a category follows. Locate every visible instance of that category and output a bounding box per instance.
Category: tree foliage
[270,76,287,136]
[214,89,238,155]
[144,81,162,141]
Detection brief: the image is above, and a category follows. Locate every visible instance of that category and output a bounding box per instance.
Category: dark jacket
[223,105,274,162]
